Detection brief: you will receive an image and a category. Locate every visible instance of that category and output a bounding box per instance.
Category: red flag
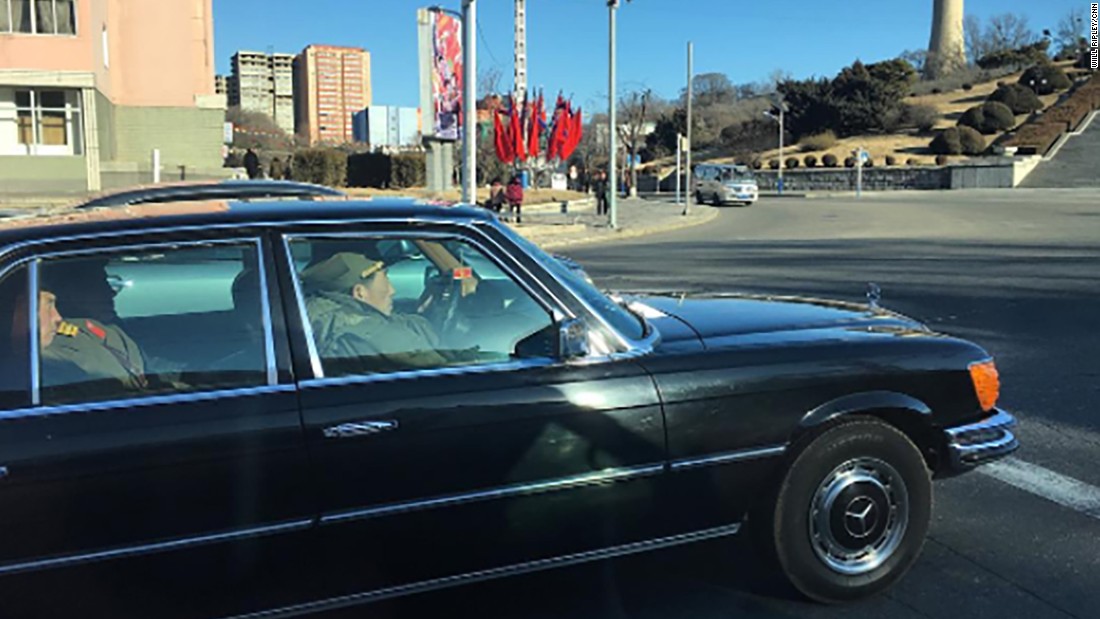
[493,108,513,163]
[563,106,583,159]
[511,97,526,162]
[527,94,542,159]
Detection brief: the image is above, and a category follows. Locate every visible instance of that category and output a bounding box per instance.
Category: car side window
[0,266,31,410]
[289,235,556,378]
[36,243,269,406]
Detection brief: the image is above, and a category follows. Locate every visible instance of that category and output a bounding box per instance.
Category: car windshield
[501,226,647,342]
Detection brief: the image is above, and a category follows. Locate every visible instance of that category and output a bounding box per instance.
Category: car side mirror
[559,319,589,360]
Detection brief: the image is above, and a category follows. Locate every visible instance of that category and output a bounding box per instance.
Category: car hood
[626,293,927,347]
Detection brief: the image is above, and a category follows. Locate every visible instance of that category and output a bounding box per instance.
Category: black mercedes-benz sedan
[0,197,1017,617]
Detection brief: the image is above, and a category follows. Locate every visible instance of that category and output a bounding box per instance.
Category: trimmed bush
[803,154,818,168]
[931,126,985,155]
[768,159,780,170]
[960,101,1016,134]
[844,156,857,168]
[785,156,800,169]
[799,130,837,152]
[902,103,939,133]
[885,155,897,166]
[751,158,763,170]
[391,153,427,188]
[958,125,986,154]
[935,154,948,166]
[822,153,839,167]
[930,128,962,154]
[962,83,973,91]
[906,158,918,166]
[1018,64,1072,95]
[864,157,875,168]
[291,149,347,187]
[931,88,942,94]
[988,84,1043,114]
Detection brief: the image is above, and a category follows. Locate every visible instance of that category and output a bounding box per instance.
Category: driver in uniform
[300,252,456,375]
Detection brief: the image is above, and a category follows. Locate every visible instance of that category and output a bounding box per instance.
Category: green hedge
[291,149,347,187]
[346,152,427,188]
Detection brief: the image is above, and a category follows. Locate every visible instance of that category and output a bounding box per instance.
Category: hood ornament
[866,283,882,309]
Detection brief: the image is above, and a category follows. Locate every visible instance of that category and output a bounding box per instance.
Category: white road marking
[979,457,1100,520]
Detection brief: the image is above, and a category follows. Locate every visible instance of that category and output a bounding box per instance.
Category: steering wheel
[420,269,463,332]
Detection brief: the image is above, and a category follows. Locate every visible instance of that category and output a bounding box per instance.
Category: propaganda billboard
[430,10,463,140]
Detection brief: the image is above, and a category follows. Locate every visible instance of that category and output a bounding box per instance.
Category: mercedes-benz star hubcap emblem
[843,497,878,538]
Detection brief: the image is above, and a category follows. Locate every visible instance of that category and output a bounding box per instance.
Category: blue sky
[214,0,1084,110]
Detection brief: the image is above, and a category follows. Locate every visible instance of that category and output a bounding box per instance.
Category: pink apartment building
[0,0,225,192]
[293,44,372,145]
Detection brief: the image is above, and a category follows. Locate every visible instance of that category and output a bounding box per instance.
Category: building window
[0,88,83,156]
[1,0,76,35]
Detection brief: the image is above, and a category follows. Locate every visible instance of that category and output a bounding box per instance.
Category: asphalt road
[330,189,1100,619]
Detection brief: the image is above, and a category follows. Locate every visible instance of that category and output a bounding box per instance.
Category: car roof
[73,180,346,209]
[0,197,493,254]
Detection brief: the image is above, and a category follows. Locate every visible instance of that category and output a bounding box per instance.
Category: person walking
[505,175,525,224]
[243,148,261,180]
[593,170,608,216]
[268,156,285,181]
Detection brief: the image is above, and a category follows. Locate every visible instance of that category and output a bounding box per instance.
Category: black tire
[711,193,722,206]
[757,419,932,603]
[694,191,704,205]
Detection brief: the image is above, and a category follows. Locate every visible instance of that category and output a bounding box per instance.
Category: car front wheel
[759,418,932,603]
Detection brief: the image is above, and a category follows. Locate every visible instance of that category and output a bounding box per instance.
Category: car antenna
[866,282,881,309]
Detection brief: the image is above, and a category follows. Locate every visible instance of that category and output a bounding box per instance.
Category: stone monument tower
[925,0,967,79]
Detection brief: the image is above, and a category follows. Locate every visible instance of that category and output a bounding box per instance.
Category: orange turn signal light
[969,360,1000,412]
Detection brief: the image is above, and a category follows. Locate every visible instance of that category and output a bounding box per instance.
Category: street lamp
[763,94,788,195]
[607,0,631,229]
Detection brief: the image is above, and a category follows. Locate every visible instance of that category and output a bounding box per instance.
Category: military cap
[300,252,386,293]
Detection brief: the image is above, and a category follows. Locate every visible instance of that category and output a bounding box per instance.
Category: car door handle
[322,420,399,439]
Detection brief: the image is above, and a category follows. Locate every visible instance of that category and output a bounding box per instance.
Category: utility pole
[608,0,619,229]
[514,0,528,105]
[462,0,477,204]
[675,132,682,205]
[683,41,692,216]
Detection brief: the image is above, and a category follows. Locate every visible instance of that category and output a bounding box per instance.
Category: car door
[277,224,670,600]
[0,235,314,619]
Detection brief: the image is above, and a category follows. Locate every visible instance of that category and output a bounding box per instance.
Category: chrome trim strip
[299,357,556,390]
[280,236,325,379]
[253,239,278,386]
[0,519,311,576]
[221,522,742,619]
[28,259,40,406]
[944,408,1019,468]
[669,444,789,471]
[0,384,297,421]
[320,463,665,525]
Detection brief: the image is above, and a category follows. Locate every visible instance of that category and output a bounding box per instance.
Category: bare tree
[225,106,291,150]
[966,13,1036,63]
[617,89,652,196]
[1054,7,1087,57]
[899,49,928,74]
[479,66,504,96]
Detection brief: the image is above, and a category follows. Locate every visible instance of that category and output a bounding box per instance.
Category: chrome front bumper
[943,408,1019,470]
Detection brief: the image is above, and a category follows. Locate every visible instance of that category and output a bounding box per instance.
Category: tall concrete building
[227,51,295,135]
[352,106,420,148]
[293,45,371,145]
[925,0,967,79]
[0,0,225,193]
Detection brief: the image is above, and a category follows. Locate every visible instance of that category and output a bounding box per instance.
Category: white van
[693,164,759,206]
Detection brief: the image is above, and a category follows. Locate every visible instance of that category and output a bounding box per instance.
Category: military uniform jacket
[305,291,450,375]
[42,318,148,401]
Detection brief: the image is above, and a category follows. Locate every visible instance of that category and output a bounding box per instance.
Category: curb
[536,206,721,250]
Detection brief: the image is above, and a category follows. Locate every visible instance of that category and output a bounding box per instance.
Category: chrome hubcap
[809,457,909,575]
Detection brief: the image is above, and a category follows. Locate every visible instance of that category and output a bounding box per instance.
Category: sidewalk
[507,196,720,249]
